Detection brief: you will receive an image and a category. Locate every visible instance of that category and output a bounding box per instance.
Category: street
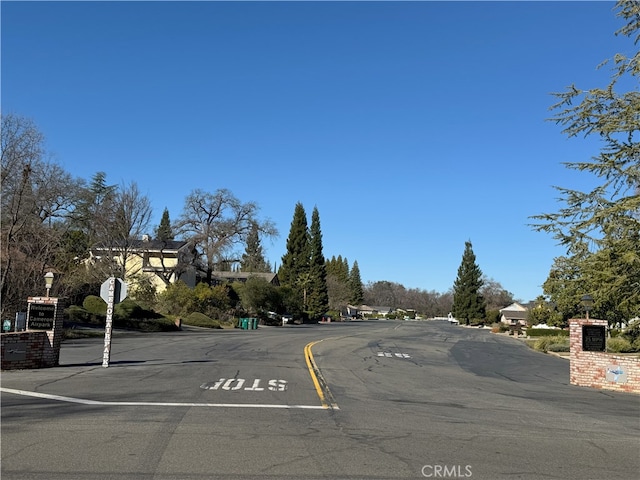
[2,320,638,479]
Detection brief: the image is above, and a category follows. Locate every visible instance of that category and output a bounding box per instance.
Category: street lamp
[44,271,54,298]
[581,294,594,320]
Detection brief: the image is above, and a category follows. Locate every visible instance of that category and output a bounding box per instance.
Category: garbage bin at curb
[251,318,258,329]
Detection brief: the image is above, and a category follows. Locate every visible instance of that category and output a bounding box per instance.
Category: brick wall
[1,331,48,369]
[570,318,640,394]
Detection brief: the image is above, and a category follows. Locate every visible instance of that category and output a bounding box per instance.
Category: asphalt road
[1,320,638,480]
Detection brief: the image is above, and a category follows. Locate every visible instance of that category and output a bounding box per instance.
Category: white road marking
[200,378,288,392]
[0,387,325,409]
[377,352,411,358]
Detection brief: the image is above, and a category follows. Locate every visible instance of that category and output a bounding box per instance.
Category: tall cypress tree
[241,223,271,272]
[155,208,174,242]
[307,206,329,320]
[452,241,486,325]
[349,260,364,305]
[278,202,310,288]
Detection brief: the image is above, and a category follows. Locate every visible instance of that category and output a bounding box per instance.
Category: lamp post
[581,294,593,320]
[44,271,54,298]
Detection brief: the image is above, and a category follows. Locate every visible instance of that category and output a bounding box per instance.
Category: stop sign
[100,277,127,304]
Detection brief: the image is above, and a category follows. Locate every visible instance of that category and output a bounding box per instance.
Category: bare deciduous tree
[89,179,153,280]
[177,188,277,285]
[1,114,79,317]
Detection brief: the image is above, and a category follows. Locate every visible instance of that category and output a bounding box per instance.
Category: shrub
[157,281,194,316]
[623,321,640,345]
[118,317,178,332]
[83,295,106,315]
[485,310,500,324]
[114,299,140,320]
[547,343,570,353]
[534,335,569,353]
[606,337,634,353]
[65,305,90,323]
[498,323,510,333]
[183,312,222,329]
[128,273,157,306]
[527,328,569,337]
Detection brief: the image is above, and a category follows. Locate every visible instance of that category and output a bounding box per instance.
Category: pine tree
[155,208,174,242]
[532,1,640,323]
[278,202,310,289]
[73,171,117,245]
[325,255,351,311]
[342,257,350,283]
[307,207,329,320]
[349,260,364,305]
[452,241,486,325]
[326,255,349,283]
[241,223,271,273]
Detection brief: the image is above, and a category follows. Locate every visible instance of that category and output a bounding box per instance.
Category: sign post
[100,277,127,367]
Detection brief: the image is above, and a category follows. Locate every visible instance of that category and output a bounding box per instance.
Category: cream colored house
[91,236,195,293]
[500,302,529,326]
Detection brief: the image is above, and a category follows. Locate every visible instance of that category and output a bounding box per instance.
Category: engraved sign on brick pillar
[26,296,64,367]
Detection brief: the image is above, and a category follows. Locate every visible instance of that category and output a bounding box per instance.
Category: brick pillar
[570,318,607,387]
[27,297,65,368]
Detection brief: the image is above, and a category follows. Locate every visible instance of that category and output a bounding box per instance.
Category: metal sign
[15,312,26,331]
[100,277,127,304]
[27,304,56,330]
[582,325,606,352]
[101,277,127,368]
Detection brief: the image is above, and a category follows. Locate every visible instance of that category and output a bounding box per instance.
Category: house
[353,305,393,318]
[90,236,196,293]
[500,302,529,327]
[396,308,416,319]
[209,271,279,286]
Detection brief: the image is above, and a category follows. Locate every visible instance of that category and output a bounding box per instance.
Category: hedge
[527,328,569,337]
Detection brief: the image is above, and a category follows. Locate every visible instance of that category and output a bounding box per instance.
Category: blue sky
[2,1,630,303]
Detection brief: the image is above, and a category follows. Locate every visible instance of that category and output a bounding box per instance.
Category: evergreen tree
[326,255,349,283]
[241,223,271,273]
[155,207,174,242]
[451,241,486,325]
[342,257,350,283]
[349,260,364,305]
[307,207,329,320]
[532,1,640,324]
[326,255,351,311]
[278,202,310,289]
[72,171,117,246]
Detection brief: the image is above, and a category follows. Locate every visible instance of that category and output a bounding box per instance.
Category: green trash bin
[252,318,258,330]
[242,318,249,330]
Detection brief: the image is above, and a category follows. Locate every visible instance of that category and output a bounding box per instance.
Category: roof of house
[500,302,528,313]
[211,271,279,284]
[93,239,190,253]
[357,304,393,313]
[502,310,529,320]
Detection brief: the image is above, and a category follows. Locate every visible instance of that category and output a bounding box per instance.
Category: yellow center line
[304,339,339,410]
